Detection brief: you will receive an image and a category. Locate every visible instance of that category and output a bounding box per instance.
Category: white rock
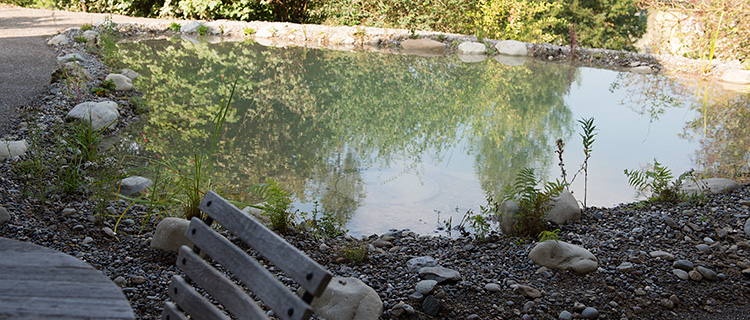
[680,178,740,196]
[720,69,750,85]
[495,40,528,56]
[0,207,10,224]
[180,21,202,33]
[67,101,120,131]
[118,176,153,196]
[105,74,133,91]
[457,41,486,55]
[82,30,99,42]
[120,69,139,80]
[240,204,272,227]
[546,190,581,225]
[529,240,598,274]
[0,140,29,161]
[401,39,445,53]
[48,34,69,46]
[57,53,85,64]
[151,217,192,253]
[307,277,383,320]
[498,199,519,234]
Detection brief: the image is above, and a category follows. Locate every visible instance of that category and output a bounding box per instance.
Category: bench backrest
[162,191,332,320]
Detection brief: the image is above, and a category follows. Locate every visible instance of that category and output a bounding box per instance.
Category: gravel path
[1,5,749,320]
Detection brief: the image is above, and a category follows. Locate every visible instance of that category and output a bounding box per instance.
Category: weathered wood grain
[161,302,189,320]
[186,218,312,320]
[0,238,134,320]
[176,245,269,320]
[200,191,332,296]
[167,275,230,320]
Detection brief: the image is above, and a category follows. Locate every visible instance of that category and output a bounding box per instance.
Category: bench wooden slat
[167,275,229,320]
[161,302,188,320]
[186,218,312,320]
[176,246,269,320]
[199,191,332,296]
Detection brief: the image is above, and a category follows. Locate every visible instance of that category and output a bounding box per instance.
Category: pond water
[113,37,747,236]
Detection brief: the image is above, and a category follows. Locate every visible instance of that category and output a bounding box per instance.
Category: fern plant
[248,178,294,232]
[624,159,688,203]
[503,168,566,237]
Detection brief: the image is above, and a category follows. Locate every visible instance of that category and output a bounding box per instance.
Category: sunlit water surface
[112,37,745,236]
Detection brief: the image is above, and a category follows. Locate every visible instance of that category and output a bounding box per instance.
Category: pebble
[415,279,438,295]
[418,266,462,283]
[673,260,694,271]
[559,310,573,320]
[649,250,675,261]
[82,236,94,244]
[102,227,116,237]
[696,244,711,254]
[514,284,542,299]
[422,295,440,316]
[616,262,633,272]
[689,270,703,281]
[696,266,717,280]
[673,269,689,280]
[113,276,127,287]
[581,307,599,319]
[485,283,501,292]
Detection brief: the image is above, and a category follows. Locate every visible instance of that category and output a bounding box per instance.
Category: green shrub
[341,241,368,263]
[169,22,181,32]
[81,23,94,31]
[73,35,88,43]
[249,178,295,232]
[243,27,256,36]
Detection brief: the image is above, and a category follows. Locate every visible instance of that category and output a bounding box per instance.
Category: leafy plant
[556,117,596,207]
[81,23,94,31]
[503,167,566,237]
[73,35,88,43]
[91,79,115,96]
[70,115,110,162]
[624,159,699,203]
[243,27,256,36]
[468,211,491,241]
[196,25,210,36]
[341,241,368,263]
[248,178,295,232]
[169,22,181,32]
[538,228,560,242]
[301,201,347,239]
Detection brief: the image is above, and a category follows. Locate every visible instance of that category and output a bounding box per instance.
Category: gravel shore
[1,14,750,320]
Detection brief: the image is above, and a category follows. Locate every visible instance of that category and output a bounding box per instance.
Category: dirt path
[0,4,162,136]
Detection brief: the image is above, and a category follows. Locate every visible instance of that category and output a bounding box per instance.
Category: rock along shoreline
[1,14,750,320]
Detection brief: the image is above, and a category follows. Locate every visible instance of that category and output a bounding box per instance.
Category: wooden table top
[0,237,135,320]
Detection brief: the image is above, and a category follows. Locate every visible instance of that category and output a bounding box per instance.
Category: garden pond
[111,37,749,236]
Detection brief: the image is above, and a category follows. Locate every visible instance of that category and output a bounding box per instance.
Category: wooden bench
[162,191,332,320]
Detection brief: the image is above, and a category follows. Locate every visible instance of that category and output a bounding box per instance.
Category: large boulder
[67,101,119,131]
[180,21,202,33]
[495,40,528,56]
[498,200,519,234]
[105,73,134,91]
[0,207,10,224]
[401,39,445,55]
[529,240,598,274]
[121,69,139,80]
[307,277,383,320]
[151,217,191,253]
[720,69,750,85]
[0,140,28,161]
[457,41,486,55]
[48,34,69,46]
[545,190,581,225]
[680,178,740,196]
[117,176,153,196]
[82,30,99,42]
